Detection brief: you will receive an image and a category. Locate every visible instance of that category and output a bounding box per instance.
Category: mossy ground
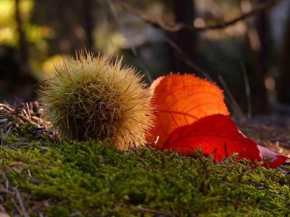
[1,123,290,217]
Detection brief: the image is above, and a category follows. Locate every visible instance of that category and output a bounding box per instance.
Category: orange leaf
[147,74,229,147]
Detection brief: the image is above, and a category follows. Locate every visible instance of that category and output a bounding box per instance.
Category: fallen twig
[0,102,56,143]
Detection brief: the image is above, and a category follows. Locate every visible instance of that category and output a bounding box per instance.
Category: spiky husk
[40,53,154,149]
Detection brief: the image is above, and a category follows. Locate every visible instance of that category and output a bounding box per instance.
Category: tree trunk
[83,0,94,50]
[15,0,29,75]
[255,0,269,113]
[169,0,197,73]
[277,4,290,105]
[14,0,37,102]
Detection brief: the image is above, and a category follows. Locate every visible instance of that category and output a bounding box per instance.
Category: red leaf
[257,145,289,169]
[162,114,261,162]
[161,114,288,168]
[147,74,229,147]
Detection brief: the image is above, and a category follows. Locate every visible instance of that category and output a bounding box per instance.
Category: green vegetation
[1,124,290,217]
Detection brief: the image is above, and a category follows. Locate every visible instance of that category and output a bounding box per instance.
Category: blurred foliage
[42,54,67,77]
[0,0,252,75]
[0,0,289,113]
[0,0,53,49]
[0,0,53,76]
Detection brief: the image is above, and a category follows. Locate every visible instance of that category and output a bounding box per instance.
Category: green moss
[1,130,290,217]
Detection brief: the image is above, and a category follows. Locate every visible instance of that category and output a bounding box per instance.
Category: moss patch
[1,129,290,217]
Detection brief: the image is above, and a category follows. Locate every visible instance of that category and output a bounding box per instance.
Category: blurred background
[0,0,290,118]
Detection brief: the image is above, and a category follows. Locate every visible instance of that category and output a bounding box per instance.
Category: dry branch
[112,0,281,32]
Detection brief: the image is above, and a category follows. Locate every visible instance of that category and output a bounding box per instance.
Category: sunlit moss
[1,125,290,217]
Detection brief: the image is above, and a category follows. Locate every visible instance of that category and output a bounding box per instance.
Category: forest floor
[238,117,290,158]
[0,103,290,217]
